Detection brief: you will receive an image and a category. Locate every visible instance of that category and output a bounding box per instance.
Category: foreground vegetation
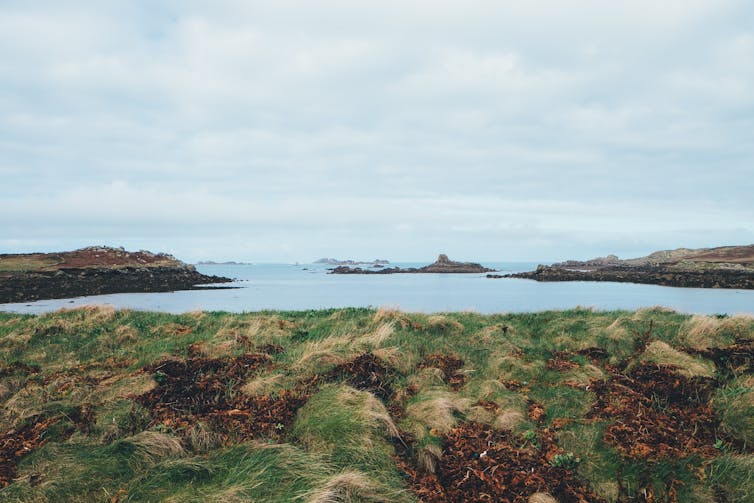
[1,306,754,501]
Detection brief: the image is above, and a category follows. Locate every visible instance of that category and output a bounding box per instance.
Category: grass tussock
[716,376,754,446]
[0,306,752,501]
[404,391,471,435]
[639,340,715,378]
[681,314,754,350]
[305,471,386,503]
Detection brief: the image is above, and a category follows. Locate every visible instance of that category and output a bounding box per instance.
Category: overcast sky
[1,1,753,262]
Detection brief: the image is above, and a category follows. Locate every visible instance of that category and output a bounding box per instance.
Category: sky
[1,1,753,263]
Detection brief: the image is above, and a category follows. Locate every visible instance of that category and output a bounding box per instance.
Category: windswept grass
[0,306,753,501]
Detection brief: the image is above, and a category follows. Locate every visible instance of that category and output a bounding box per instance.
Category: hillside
[1,307,753,501]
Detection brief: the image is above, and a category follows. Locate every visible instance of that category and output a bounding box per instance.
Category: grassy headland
[1,307,754,501]
[0,247,231,304]
[497,244,754,289]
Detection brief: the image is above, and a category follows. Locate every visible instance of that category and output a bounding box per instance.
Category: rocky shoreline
[330,254,494,274]
[494,264,754,289]
[0,247,233,304]
[492,244,754,290]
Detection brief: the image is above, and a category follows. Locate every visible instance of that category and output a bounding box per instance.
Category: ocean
[2,262,754,315]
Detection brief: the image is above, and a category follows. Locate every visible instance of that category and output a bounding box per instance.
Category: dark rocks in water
[0,247,233,304]
[315,258,390,266]
[491,244,754,290]
[420,254,494,273]
[330,254,494,274]
[498,264,754,289]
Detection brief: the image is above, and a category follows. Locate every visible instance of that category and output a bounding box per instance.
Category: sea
[1,262,754,316]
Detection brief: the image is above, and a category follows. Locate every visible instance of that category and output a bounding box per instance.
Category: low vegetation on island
[495,244,754,290]
[1,307,754,501]
[331,254,493,274]
[0,247,232,304]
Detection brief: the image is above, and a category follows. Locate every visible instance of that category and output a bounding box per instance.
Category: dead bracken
[138,353,307,442]
[324,352,397,400]
[419,354,467,390]
[399,422,603,503]
[587,363,718,461]
[546,351,580,371]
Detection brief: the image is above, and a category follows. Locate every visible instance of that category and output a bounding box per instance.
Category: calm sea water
[2,262,754,315]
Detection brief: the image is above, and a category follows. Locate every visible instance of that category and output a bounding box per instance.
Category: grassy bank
[1,307,754,501]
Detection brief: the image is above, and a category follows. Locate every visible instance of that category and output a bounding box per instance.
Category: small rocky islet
[329,254,494,274]
[0,246,232,304]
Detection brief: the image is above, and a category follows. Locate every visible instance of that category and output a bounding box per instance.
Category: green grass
[1,307,753,501]
[0,255,62,273]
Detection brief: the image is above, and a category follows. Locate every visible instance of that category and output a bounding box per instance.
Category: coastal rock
[315,258,390,266]
[0,247,233,304]
[491,244,754,290]
[330,254,494,274]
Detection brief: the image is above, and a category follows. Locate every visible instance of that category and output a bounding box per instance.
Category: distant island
[315,258,390,266]
[330,254,494,274]
[196,260,252,265]
[492,244,754,289]
[0,246,233,303]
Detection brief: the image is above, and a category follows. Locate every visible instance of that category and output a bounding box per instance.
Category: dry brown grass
[373,306,402,323]
[114,324,138,344]
[0,255,61,272]
[1,383,46,427]
[241,373,287,397]
[640,341,715,378]
[494,409,525,431]
[681,315,754,350]
[361,321,395,347]
[98,372,157,401]
[417,443,443,474]
[342,387,399,439]
[407,367,447,390]
[123,431,185,464]
[426,315,464,333]
[305,471,384,503]
[562,363,606,386]
[0,316,23,327]
[186,423,224,453]
[405,392,471,435]
[370,346,413,373]
[528,493,558,503]
[0,329,32,354]
[293,337,352,373]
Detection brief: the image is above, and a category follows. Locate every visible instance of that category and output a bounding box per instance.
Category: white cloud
[0,0,753,261]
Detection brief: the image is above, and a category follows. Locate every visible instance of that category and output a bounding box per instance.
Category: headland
[493,245,754,289]
[0,246,233,304]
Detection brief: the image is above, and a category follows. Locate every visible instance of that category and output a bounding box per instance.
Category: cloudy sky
[1,1,753,262]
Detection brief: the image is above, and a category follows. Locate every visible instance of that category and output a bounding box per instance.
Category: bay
[1,262,754,315]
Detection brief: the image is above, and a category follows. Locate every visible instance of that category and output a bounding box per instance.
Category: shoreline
[0,266,233,304]
[494,264,754,290]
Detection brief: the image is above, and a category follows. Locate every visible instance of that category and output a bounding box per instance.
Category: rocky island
[315,258,390,266]
[0,246,233,304]
[330,254,494,274]
[492,244,754,289]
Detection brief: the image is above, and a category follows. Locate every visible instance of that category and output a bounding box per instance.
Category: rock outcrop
[330,254,494,274]
[315,258,390,266]
[491,245,754,290]
[0,247,233,304]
